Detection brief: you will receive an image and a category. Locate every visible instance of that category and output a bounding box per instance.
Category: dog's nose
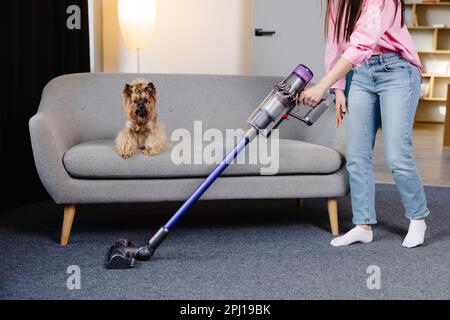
[135,99,146,107]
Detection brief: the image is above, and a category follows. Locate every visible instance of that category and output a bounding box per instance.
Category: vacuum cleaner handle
[289,93,335,126]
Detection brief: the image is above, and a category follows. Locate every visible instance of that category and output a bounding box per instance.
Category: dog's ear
[145,82,156,96]
[123,83,132,98]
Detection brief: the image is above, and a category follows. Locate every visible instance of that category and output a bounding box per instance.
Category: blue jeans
[345,53,430,225]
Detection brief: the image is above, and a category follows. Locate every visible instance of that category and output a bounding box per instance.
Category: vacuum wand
[106,64,335,269]
[144,128,257,255]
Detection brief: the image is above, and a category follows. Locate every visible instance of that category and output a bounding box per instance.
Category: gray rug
[1,184,449,300]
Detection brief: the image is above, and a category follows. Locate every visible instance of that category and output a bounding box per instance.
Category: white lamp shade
[118,0,156,49]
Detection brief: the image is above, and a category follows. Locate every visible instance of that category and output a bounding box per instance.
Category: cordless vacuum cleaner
[106,64,335,269]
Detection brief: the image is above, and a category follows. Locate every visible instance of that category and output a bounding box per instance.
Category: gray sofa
[29,73,349,245]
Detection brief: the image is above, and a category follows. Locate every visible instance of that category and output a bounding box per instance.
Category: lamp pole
[137,48,141,73]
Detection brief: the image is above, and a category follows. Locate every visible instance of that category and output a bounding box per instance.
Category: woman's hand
[298,83,328,107]
[335,90,346,128]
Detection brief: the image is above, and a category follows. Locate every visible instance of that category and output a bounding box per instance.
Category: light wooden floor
[374,123,450,186]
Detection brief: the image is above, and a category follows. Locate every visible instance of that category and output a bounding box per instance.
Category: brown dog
[116,79,167,158]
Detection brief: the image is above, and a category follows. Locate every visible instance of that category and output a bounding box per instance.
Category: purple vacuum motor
[294,64,314,83]
[247,64,314,137]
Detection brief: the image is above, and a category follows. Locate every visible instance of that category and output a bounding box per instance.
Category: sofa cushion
[63,139,343,179]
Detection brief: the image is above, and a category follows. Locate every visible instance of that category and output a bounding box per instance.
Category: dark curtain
[3,0,90,213]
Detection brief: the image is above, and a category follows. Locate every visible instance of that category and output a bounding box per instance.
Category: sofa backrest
[39,72,346,151]
[39,72,317,142]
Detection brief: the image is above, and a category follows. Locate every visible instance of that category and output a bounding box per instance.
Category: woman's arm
[299,58,352,107]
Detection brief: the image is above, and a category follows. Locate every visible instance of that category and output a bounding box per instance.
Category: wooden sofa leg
[61,204,76,246]
[296,198,304,207]
[327,198,339,236]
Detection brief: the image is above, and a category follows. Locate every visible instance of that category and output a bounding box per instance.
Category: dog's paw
[116,128,138,159]
[119,152,132,159]
[143,147,160,156]
[117,146,136,159]
[118,151,133,159]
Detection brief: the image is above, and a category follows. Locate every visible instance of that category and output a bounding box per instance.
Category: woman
[300,0,430,248]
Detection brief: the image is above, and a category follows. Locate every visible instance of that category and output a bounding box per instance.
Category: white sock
[402,220,426,248]
[330,226,373,247]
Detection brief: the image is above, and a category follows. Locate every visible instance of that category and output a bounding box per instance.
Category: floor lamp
[118,0,156,73]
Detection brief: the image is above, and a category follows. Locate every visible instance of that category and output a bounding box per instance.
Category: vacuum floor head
[106,239,154,269]
[105,239,137,269]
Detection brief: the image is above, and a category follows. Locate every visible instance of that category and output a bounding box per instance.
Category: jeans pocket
[383,60,409,72]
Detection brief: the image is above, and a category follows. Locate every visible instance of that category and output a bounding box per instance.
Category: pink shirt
[325,0,422,90]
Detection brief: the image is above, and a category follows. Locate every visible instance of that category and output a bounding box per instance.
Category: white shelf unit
[406,1,450,123]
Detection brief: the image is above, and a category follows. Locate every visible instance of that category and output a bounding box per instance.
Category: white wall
[103,0,252,75]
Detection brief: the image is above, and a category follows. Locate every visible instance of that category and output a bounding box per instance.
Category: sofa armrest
[297,103,346,157]
[29,110,80,204]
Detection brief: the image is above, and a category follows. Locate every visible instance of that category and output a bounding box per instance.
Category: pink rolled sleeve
[325,38,347,90]
[324,0,348,91]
